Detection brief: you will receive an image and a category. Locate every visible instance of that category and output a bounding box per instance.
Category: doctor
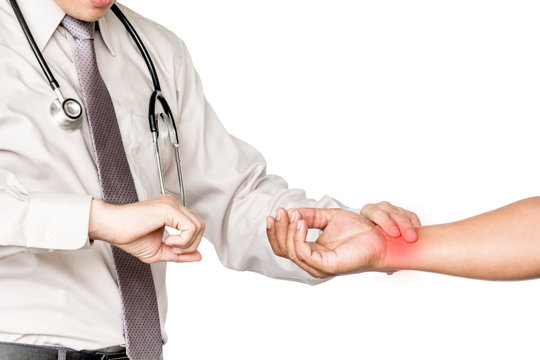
[0,0,415,359]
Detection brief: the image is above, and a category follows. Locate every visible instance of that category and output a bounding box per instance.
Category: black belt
[0,342,128,360]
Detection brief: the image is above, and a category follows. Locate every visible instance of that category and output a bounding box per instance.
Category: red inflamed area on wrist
[381,231,420,272]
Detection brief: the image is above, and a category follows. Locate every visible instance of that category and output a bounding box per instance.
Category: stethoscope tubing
[9,0,187,206]
[9,0,60,91]
[111,4,184,205]
[110,4,161,92]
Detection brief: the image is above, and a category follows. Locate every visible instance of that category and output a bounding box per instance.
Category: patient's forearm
[383,197,540,280]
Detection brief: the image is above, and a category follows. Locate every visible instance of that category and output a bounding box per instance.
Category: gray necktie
[61,15,162,360]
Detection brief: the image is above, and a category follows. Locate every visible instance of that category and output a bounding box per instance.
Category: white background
[122,1,540,359]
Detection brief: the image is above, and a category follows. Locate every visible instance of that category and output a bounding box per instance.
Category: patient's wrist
[380,228,423,272]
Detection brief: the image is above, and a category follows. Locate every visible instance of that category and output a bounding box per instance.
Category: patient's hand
[266,208,397,277]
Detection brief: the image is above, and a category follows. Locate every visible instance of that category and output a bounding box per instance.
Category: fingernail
[297,221,302,231]
[290,212,297,223]
[276,210,282,221]
[266,219,272,229]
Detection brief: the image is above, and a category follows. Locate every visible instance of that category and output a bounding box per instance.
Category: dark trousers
[0,342,131,360]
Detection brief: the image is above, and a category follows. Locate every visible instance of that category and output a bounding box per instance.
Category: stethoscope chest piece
[50,97,83,132]
[11,0,186,203]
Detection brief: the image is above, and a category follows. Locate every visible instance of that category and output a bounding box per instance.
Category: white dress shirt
[0,0,350,351]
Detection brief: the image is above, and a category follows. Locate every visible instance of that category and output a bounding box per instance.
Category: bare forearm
[384,197,540,280]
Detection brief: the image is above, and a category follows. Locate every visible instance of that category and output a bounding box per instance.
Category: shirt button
[45,231,55,242]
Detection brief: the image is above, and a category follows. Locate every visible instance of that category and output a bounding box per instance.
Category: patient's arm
[385,197,540,280]
[269,198,540,280]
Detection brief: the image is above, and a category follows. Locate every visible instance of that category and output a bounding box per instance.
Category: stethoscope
[9,0,186,207]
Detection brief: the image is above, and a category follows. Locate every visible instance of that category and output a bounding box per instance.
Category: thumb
[298,242,339,274]
[292,208,337,230]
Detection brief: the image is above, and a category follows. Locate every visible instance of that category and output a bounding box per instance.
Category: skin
[360,201,420,242]
[266,203,420,278]
[90,195,205,264]
[267,197,540,280]
[53,0,115,22]
[267,208,387,278]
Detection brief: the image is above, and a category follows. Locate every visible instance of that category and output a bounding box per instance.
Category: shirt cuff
[23,192,93,250]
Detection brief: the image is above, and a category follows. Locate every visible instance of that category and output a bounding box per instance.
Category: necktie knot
[62,15,95,40]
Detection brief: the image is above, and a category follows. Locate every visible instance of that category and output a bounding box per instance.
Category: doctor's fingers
[389,212,419,242]
[163,232,203,254]
[266,207,293,257]
[292,221,333,277]
[154,244,202,263]
[361,203,399,237]
[273,208,291,256]
[158,193,205,234]
[163,205,205,247]
[285,210,303,259]
[162,219,204,253]
[160,213,204,252]
[361,202,420,242]
[266,213,330,278]
[266,216,282,257]
[287,216,332,278]
[178,206,206,243]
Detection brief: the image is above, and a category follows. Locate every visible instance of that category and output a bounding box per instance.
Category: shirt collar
[97,11,116,56]
[11,0,116,55]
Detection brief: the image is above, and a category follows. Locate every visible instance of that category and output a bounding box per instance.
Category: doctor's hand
[360,201,421,242]
[89,194,205,264]
[267,208,395,277]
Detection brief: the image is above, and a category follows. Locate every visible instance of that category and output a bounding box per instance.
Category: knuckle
[188,237,200,248]
[392,212,405,221]
[360,203,373,214]
[185,245,198,253]
[372,208,387,218]
[187,219,198,231]
[288,251,298,262]
[177,236,191,247]
[270,244,281,256]
[326,262,339,274]
[161,193,176,204]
